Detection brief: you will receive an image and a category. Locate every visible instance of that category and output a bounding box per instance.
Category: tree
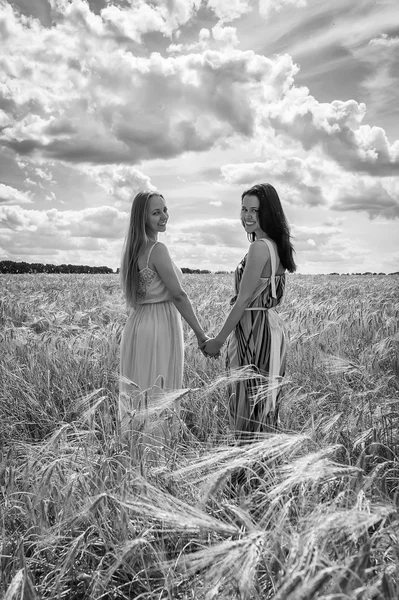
[0,260,115,274]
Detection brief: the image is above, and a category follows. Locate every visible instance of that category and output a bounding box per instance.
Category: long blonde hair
[120,190,163,306]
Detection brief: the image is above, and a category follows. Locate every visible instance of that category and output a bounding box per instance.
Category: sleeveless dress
[119,242,184,451]
[226,238,287,438]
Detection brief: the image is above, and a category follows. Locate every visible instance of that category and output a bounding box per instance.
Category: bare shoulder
[151,241,172,268]
[152,241,168,256]
[247,239,270,261]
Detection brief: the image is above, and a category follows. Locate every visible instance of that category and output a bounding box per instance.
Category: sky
[0,0,399,274]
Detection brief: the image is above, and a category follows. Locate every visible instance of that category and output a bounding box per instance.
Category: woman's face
[146,195,169,236]
[241,194,263,238]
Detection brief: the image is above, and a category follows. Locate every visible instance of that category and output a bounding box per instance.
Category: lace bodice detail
[137,268,157,302]
[133,242,182,307]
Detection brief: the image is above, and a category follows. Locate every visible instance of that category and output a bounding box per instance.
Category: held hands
[199,337,223,358]
[197,334,211,358]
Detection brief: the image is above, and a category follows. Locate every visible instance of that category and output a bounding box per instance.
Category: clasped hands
[197,335,223,358]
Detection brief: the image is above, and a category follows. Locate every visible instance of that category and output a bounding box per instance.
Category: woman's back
[134,242,182,306]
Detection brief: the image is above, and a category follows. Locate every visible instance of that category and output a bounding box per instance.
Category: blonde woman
[119,191,207,448]
[201,183,296,440]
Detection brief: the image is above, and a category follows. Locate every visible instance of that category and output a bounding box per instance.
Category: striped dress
[226,238,287,438]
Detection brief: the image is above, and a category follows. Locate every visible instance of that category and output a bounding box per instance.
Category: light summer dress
[119,242,184,453]
[226,238,287,438]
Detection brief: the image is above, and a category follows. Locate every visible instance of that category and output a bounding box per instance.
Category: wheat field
[0,273,398,599]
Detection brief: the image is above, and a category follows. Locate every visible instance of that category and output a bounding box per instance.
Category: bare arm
[203,241,269,354]
[151,243,207,343]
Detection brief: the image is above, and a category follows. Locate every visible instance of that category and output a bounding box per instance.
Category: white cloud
[221,157,326,207]
[199,28,211,42]
[267,91,399,176]
[220,152,399,219]
[0,3,300,165]
[331,177,399,219]
[258,0,307,19]
[369,33,399,47]
[167,43,184,53]
[206,0,252,23]
[48,0,202,43]
[101,3,166,42]
[4,1,397,183]
[81,165,155,206]
[35,168,53,182]
[212,23,239,46]
[0,205,128,238]
[0,184,32,205]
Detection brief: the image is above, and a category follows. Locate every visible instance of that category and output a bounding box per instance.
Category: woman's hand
[201,337,223,358]
[197,334,210,357]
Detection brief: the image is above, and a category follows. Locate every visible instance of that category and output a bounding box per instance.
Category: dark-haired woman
[201,183,296,439]
[119,191,207,451]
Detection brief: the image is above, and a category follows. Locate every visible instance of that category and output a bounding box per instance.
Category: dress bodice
[137,262,182,305]
[231,239,286,309]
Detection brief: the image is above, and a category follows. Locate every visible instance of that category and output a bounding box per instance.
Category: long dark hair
[241,183,297,272]
[120,190,163,306]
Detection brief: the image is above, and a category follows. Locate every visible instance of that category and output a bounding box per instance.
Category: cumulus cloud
[220,154,399,219]
[46,0,202,42]
[258,0,307,19]
[221,157,327,206]
[0,205,128,238]
[0,1,298,165]
[369,33,399,47]
[81,165,155,205]
[168,219,359,273]
[0,202,126,266]
[35,168,53,182]
[0,184,32,205]
[268,92,399,176]
[0,1,291,163]
[212,23,239,46]
[331,177,399,219]
[167,23,239,54]
[206,0,252,23]
[3,1,397,185]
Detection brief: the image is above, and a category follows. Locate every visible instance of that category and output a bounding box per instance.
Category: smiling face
[241,194,264,238]
[146,194,169,238]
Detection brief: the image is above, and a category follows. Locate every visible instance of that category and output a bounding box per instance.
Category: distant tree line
[0,261,217,275]
[0,261,114,274]
[3,261,395,276]
[328,272,396,276]
[181,267,211,274]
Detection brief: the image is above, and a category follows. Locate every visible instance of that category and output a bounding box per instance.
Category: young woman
[201,183,296,439]
[119,191,207,448]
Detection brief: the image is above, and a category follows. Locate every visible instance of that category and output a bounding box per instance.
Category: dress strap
[146,242,158,268]
[260,238,277,299]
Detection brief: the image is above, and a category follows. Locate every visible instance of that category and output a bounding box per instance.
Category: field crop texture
[0,273,398,599]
